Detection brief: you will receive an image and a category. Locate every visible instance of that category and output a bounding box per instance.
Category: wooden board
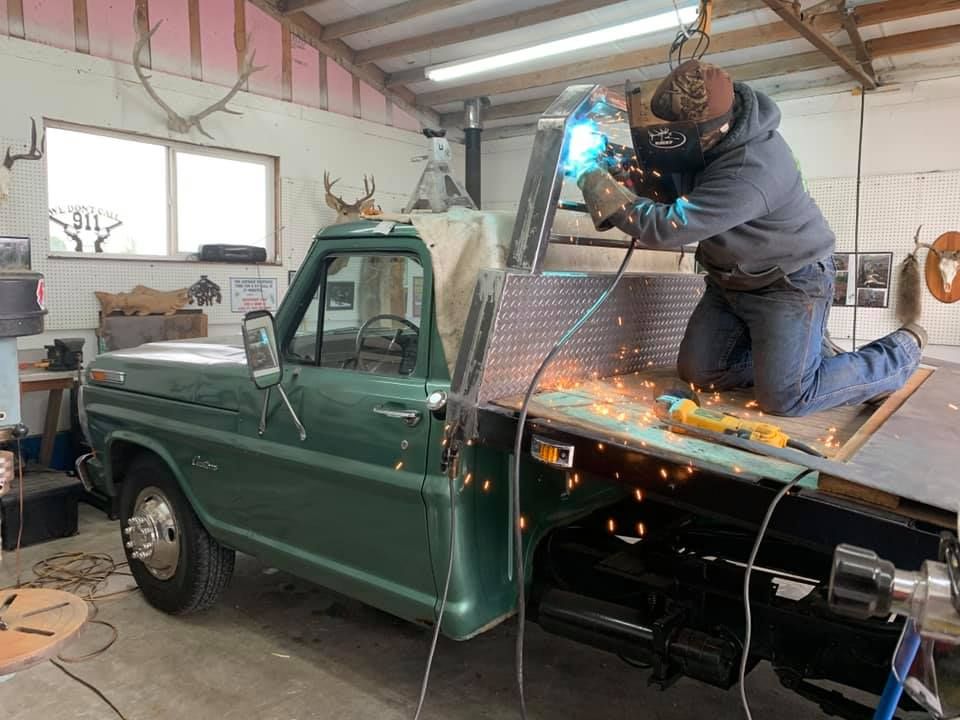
[495,375,821,488]
[98,309,208,351]
[0,588,88,674]
[493,363,956,514]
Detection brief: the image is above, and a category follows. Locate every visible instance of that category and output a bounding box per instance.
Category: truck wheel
[120,454,235,615]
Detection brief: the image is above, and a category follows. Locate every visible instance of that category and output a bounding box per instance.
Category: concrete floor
[0,503,877,720]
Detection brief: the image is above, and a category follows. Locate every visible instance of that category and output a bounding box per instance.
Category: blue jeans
[677,259,922,416]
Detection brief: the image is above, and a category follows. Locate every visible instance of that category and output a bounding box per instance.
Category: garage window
[45,124,276,260]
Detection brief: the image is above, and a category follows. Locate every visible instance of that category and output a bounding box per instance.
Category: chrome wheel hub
[124,486,180,580]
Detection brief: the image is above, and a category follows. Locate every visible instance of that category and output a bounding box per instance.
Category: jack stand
[403,129,476,214]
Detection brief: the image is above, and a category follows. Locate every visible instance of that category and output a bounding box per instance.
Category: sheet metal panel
[477,272,703,404]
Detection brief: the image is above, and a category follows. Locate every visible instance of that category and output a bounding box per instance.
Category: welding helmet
[628,60,734,174]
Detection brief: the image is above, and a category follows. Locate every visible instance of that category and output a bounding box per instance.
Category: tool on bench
[654,391,823,457]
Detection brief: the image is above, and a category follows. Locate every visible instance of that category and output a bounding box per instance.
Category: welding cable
[511,239,639,719]
[412,472,457,720]
[738,467,816,720]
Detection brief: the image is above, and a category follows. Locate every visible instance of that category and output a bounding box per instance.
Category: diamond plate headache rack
[447,270,704,440]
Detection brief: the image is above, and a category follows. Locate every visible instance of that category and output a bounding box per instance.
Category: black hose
[510,239,639,718]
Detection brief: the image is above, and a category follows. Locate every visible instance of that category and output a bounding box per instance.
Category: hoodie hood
[706,83,781,158]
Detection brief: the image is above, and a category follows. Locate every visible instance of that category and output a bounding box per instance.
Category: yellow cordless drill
[654,394,791,448]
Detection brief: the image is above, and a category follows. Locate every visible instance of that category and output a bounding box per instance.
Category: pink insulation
[359,81,386,126]
[143,0,191,77]
[244,2,281,99]
[198,0,236,87]
[23,0,75,50]
[0,3,8,36]
[86,0,135,64]
[326,56,353,117]
[392,106,421,133]
[290,32,321,108]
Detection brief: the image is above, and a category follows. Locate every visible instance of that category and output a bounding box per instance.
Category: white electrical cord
[511,239,639,719]
[412,473,457,720]
[738,467,816,720]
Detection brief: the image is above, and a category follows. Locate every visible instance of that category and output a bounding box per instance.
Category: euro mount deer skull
[324,173,379,223]
[1,118,45,203]
[915,229,960,304]
[133,10,264,140]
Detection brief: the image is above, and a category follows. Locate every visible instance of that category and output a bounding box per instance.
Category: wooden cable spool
[0,588,88,674]
[924,231,960,304]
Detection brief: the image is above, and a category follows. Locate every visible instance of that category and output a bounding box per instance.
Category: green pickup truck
[78,85,947,714]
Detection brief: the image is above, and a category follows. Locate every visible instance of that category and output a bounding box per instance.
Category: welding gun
[654,394,791,448]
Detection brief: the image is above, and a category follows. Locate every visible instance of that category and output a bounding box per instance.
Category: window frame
[44,120,279,262]
[284,249,428,379]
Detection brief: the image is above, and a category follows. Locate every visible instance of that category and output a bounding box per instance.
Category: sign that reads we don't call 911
[230,277,278,313]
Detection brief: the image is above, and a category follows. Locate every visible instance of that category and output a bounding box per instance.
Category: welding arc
[510,239,639,719]
[739,467,816,720]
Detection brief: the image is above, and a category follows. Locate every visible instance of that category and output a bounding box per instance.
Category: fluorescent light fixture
[426,4,700,83]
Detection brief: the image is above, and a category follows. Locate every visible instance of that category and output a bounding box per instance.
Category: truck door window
[292,254,423,376]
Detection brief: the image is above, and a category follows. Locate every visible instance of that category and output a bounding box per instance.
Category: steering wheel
[355,314,420,373]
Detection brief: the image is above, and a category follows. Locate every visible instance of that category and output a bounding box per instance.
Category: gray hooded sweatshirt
[592,83,835,290]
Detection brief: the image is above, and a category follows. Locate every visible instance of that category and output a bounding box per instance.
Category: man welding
[577,60,925,417]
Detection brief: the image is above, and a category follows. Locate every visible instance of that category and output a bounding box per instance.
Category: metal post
[463,98,483,209]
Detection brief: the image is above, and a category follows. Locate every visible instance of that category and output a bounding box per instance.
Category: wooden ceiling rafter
[437,22,960,126]
[759,0,876,88]
[249,0,439,126]
[415,0,955,108]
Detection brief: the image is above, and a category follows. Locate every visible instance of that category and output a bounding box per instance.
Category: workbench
[19,369,77,468]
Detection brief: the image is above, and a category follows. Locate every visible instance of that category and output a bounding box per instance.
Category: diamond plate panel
[477,273,704,404]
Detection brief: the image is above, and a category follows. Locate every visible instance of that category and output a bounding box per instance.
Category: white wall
[0,35,461,434]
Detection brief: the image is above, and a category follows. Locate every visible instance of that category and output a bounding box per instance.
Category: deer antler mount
[132,11,265,140]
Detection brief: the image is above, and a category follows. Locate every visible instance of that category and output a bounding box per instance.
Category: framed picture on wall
[857,287,888,308]
[0,236,30,271]
[857,252,892,290]
[832,253,853,306]
[326,281,355,311]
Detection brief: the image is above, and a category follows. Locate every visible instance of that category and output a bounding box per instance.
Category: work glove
[577,167,640,232]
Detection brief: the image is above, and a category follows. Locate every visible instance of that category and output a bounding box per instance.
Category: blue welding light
[564,121,606,179]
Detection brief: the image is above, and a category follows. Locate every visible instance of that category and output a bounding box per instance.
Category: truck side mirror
[242,310,283,389]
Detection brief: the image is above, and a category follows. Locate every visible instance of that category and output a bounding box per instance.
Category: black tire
[120,453,234,615]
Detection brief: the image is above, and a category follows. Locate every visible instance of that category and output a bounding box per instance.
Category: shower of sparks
[394,461,404,471]
[482,480,492,493]
[463,473,473,486]
[733,466,742,474]
[607,518,617,533]
[520,515,527,531]
[950,403,959,411]
[659,468,668,479]
[636,522,646,538]
[634,488,644,502]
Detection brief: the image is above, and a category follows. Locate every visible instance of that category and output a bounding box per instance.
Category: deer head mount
[133,11,265,140]
[915,227,960,302]
[324,172,379,223]
[1,118,45,203]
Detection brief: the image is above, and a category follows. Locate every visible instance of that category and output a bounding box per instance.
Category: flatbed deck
[492,360,959,517]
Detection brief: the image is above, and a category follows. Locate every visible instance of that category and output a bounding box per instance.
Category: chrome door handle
[372,405,422,427]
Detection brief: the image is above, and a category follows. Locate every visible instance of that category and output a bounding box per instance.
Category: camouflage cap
[650,59,734,124]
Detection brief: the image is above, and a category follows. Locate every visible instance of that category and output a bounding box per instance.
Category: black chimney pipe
[463,98,483,208]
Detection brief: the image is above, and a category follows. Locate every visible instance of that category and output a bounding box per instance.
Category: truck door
[239,248,436,617]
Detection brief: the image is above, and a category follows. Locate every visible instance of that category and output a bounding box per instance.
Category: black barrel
[0,271,47,338]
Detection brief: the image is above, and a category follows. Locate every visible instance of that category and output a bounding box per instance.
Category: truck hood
[90,336,250,411]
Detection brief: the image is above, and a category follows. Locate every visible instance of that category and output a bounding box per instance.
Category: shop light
[425,4,700,83]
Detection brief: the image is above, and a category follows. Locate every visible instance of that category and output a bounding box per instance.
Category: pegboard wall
[0,130,412,337]
[808,171,960,347]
